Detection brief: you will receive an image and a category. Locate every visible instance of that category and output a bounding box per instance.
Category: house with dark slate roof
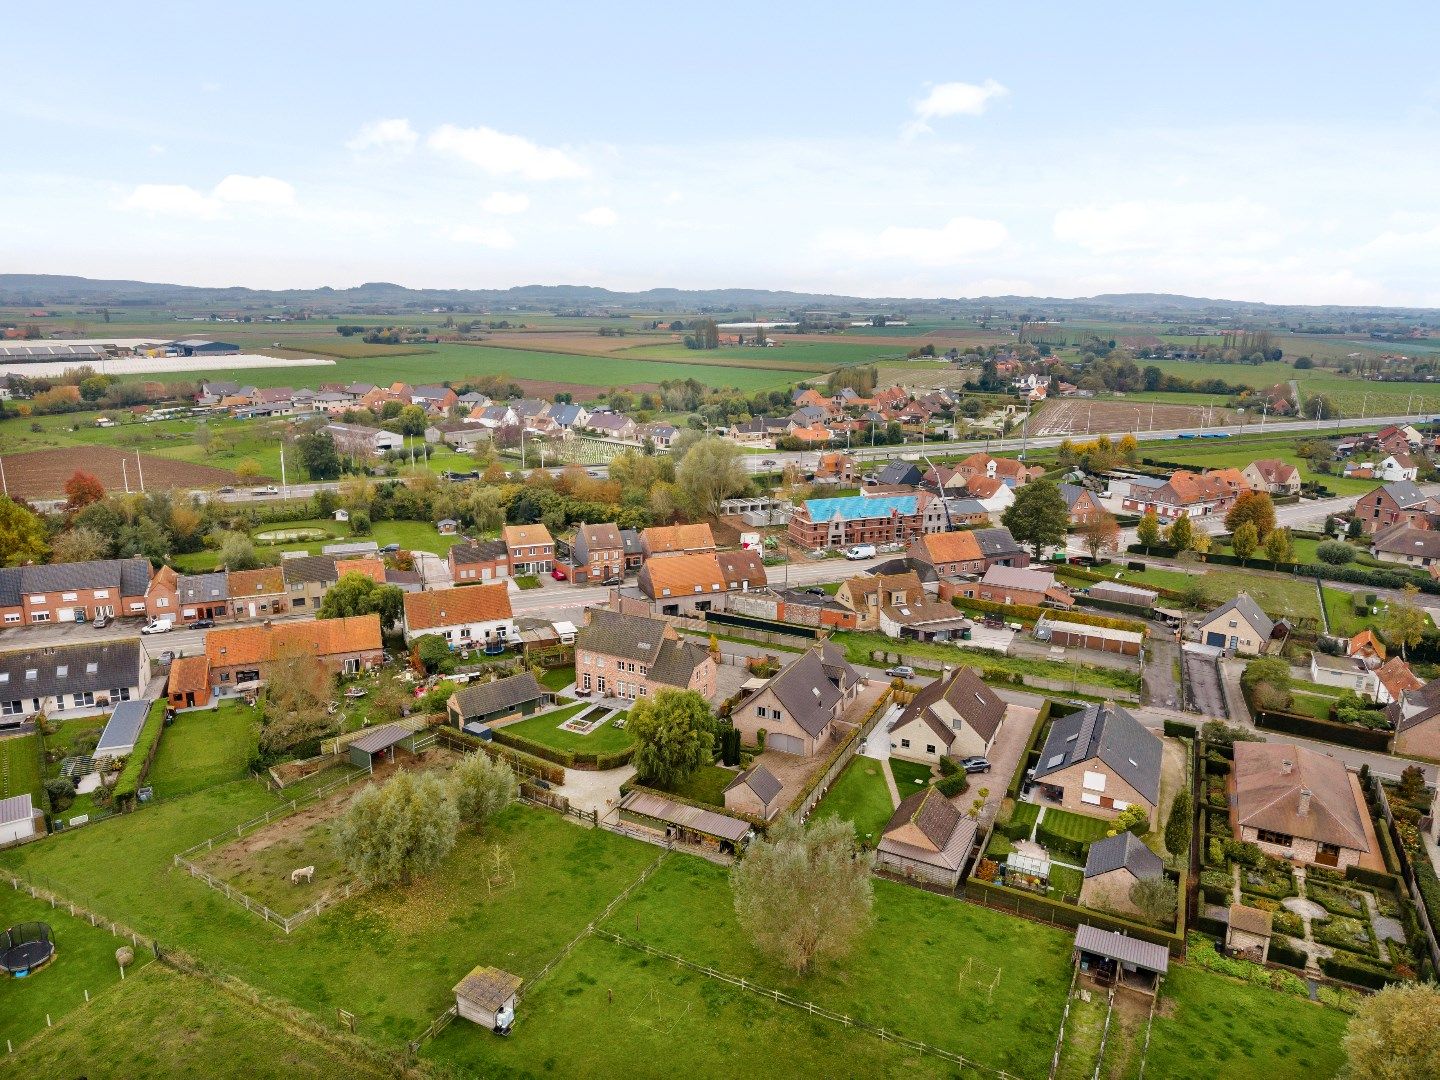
[887,667,1006,765]
[574,608,715,702]
[730,644,861,756]
[875,786,977,886]
[0,638,146,721]
[1196,593,1274,656]
[1031,703,1162,819]
[447,672,546,728]
[1079,831,1164,917]
[0,557,153,627]
[723,763,784,820]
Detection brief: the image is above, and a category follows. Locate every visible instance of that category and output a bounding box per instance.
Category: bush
[937,773,969,798]
[1315,540,1358,566]
[43,776,75,811]
[1267,936,1309,969]
[937,755,959,777]
[112,700,167,806]
[1318,954,1397,989]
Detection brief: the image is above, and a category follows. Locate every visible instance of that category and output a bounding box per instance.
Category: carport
[347,723,415,769]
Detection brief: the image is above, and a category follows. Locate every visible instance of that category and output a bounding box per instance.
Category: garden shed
[447,673,545,728]
[95,700,150,761]
[1073,924,1168,994]
[1226,902,1273,963]
[453,965,521,1033]
[347,723,415,769]
[0,794,39,847]
[618,791,751,851]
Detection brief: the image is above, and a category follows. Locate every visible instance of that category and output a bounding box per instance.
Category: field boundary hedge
[1253,708,1393,752]
[113,699,168,808]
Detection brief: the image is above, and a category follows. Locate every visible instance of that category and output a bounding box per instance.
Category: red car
[551,568,567,581]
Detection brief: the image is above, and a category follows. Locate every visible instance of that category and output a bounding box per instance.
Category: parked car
[804,586,826,596]
[92,613,111,629]
[960,756,992,774]
[380,543,401,554]
[884,665,914,679]
[551,568,567,580]
[217,485,236,494]
[602,575,623,586]
[141,619,173,635]
[844,544,877,560]
[191,618,215,630]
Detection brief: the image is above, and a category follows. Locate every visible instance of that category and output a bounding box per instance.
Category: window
[3,614,17,624]
[293,597,306,607]
[31,612,49,623]
[156,597,170,608]
[1257,828,1293,846]
[62,592,77,602]
[0,701,21,716]
[56,665,68,678]
[94,590,110,599]
[24,669,37,681]
[112,687,131,702]
[86,662,97,674]
[926,744,936,754]
[900,739,911,748]
[73,691,96,707]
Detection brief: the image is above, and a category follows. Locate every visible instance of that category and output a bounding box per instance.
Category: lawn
[0,789,660,1047]
[1288,692,1336,721]
[1054,982,1107,1080]
[0,883,155,1051]
[1117,565,1322,623]
[3,963,389,1079]
[538,665,575,692]
[173,516,463,571]
[648,764,735,808]
[811,757,894,845]
[146,703,258,799]
[1142,965,1349,1079]
[0,731,41,801]
[500,703,636,754]
[1039,807,1114,844]
[1008,800,1041,837]
[599,854,1074,1078]
[888,758,935,794]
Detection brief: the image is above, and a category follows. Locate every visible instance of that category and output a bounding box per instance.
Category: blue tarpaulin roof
[804,495,917,521]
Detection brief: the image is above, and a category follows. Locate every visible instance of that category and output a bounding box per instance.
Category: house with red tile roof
[402,583,516,648]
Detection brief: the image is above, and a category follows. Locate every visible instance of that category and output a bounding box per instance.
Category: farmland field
[1032,398,1248,437]
[0,446,242,499]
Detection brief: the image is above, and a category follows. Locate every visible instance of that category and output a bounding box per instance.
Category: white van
[844,545,877,560]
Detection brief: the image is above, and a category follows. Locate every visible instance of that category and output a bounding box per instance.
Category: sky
[6,1,1440,306]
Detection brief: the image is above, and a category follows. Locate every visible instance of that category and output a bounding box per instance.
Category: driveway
[1181,644,1227,719]
[557,763,636,821]
[973,703,1040,826]
[1144,634,1182,710]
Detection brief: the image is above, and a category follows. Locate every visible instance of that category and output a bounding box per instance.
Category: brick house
[638,523,716,559]
[814,452,857,485]
[1232,742,1373,870]
[402,583,516,649]
[503,524,554,575]
[835,571,925,631]
[574,608,716,701]
[1121,469,1249,522]
[1371,524,1440,568]
[281,555,340,612]
[960,564,1073,608]
[723,764,783,821]
[226,567,288,621]
[0,638,145,720]
[449,539,511,584]
[1030,703,1162,820]
[887,667,1006,765]
[637,550,766,616]
[1241,459,1302,496]
[875,787,976,888]
[568,522,626,585]
[0,557,152,627]
[1352,481,1435,534]
[204,614,384,695]
[166,654,213,710]
[730,644,862,756]
[787,493,946,550]
[1058,483,1106,524]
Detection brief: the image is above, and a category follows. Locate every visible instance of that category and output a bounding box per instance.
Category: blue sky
[6,1,1440,305]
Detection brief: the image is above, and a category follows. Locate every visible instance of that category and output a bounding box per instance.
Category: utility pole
[0,455,6,496]
[280,449,287,498]
[135,451,144,492]
[121,458,129,494]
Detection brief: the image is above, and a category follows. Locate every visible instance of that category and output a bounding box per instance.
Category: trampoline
[1,922,55,977]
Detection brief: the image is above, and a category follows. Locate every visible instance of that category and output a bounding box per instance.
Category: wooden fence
[789,686,899,820]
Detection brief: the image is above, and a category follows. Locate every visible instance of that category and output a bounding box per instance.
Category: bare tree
[731,816,873,974]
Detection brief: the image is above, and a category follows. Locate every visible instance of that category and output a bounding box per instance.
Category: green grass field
[2,962,390,1080]
[811,757,895,845]
[499,702,636,754]
[1137,432,1380,496]
[0,732,42,801]
[146,703,258,799]
[0,883,156,1051]
[648,764,734,807]
[1116,564,1323,622]
[1038,807,1113,844]
[888,758,935,794]
[172,516,463,572]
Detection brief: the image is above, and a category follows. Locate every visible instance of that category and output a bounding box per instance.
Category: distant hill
[1,273,1436,324]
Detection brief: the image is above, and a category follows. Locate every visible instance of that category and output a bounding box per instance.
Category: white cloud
[578,206,618,227]
[905,79,1008,136]
[121,174,296,218]
[346,118,418,154]
[481,191,530,215]
[428,124,587,180]
[1052,199,1277,255]
[211,174,296,206]
[818,216,1009,265]
[448,223,516,249]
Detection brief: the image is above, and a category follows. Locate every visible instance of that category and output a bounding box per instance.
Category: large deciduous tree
[296,431,342,481]
[1000,479,1070,559]
[629,689,715,788]
[1231,521,1259,564]
[1136,510,1160,553]
[731,815,874,974]
[1342,982,1440,1078]
[1078,510,1120,561]
[316,572,404,629]
[332,771,459,886]
[259,654,334,755]
[676,437,750,519]
[450,752,517,828]
[1224,491,1276,539]
[0,496,48,567]
[1129,876,1178,926]
[1385,587,1428,661]
[49,525,111,563]
[1164,514,1193,553]
[64,470,106,510]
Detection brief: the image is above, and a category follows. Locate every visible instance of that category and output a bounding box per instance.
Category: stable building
[446,672,546,728]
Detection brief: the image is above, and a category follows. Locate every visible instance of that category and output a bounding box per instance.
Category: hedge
[965,878,1185,954]
[113,699,168,807]
[1318,954,1399,990]
[577,747,635,770]
[1035,821,1095,863]
[1195,913,1229,940]
[1006,699,1056,798]
[620,779,767,831]
[1163,718,1199,739]
[490,728,575,768]
[437,727,566,784]
[1268,937,1309,970]
[951,594,1148,635]
[1253,709,1393,752]
[1345,863,1406,894]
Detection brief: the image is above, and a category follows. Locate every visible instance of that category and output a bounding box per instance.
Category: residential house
[1388,680,1440,758]
[787,493,946,550]
[725,416,789,446]
[1380,454,1420,483]
[1242,459,1302,496]
[503,524,554,575]
[887,667,1006,765]
[874,786,977,888]
[640,523,717,558]
[723,764,784,821]
[334,558,387,584]
[1122,469,1249,522]
[449,539,511,584]
[0,638,145,720]
[1375,656,1424,706]
[455,391,491,409]
[877,596,973,641]
[836,571,925,630]
[0,557,152,627]
[1058,484,1106,525]
[1371,524,1440,568]
[730,644,861,756]
[324,422,404,456]
[1196,594,1274,656]
[410,385,459,412]
[962,564,1073,608]
[545,402,589,432]
[1031,703,1163,819]
[871,461,923,488]
[446,672,546,728]
[1376,424,1420,456]
[1348,630,1385,665]
[786,424,832,445]
[1080,832,1164,918]
[637,421,679,449]
[1308,652,1379,699]
[205,614,385,693]
[402,583,517,649]
[468,404,520,429]
[574,608,716,701]
[955,453,1041,488]
[943,498,993,527]
[424,421,491,449]
[814,452,857,485]
[1231,742,1373,870]
[1353,481,1436,534]
[167,653,213,711]
[281,555,340,612]
[637,550,766,616]
[175,572,230,622]
[568,522,626,585]
[619,528,644,572]
[921,464,968,497]
[585,412,637,441]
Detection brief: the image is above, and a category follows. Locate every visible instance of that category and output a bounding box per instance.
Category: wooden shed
[347,723,414,769]
[454,965,522,1033]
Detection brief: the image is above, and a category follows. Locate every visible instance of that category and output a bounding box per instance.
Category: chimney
[1280,759,1293,776]
[1298,788,1311,816]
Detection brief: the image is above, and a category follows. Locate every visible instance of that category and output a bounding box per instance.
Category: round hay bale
[116,946,134,968]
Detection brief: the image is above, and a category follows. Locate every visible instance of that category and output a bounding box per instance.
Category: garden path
[1282,867,1334,972]
[878,759,901,808]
